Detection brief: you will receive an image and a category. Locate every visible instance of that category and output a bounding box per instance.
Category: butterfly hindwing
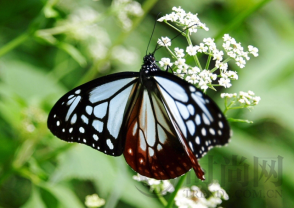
[47,72,139,156]
[123,84,194,180]
[153,72,231,159]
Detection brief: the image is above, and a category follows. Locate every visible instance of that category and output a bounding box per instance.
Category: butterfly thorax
[140,54,161,85]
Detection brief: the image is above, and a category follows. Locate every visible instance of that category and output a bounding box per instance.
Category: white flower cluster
[175,183,228,208]
[157,36,239,90]
[222,34,259,68]
[111,0,143,30]
[158,6,209,34]
[157,32,258,91]
[133,174,175,195]
[221,90,261,105]
[85,194,105,208]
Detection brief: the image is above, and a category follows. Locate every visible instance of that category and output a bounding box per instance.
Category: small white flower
[186,45,198,56]
[188,66,200,74]
[218,78,232,88]
[159,58,173,69]
[213,50,224,61]
[235,57,246,68]
[227,51,236,58]
[252,96,261,105]
[175,58,186,66]
[238,98,245,104]
[157,37,171,47]
[221,93,237,98]
[225,71,238,80]
[85,194,105,208]
[175,47,185,58]
[197,43,208,53]
[215,61,228,71]
[248,90,255,95]
[248,45,259,57]
[203,37,215,46]
[223,34,232,42]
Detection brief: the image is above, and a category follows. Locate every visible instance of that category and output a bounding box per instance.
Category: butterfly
[47,53,231,180]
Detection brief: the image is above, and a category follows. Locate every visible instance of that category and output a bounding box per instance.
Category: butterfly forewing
[153,72,231,159]
[47,72,139,156]
[123,85,193,180]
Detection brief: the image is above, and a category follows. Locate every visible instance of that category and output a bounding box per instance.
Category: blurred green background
[0,0,293,207]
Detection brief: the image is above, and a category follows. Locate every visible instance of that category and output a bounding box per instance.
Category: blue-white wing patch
[48,73,139,156]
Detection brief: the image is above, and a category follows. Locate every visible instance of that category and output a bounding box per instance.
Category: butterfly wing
[123,84,197,180]
[153,71,231,159]
[47,72,139,156]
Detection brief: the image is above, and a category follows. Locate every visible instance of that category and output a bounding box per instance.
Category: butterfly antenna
[153,23,198,53]
[146,13,161,55]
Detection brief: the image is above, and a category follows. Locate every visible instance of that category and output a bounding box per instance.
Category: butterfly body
[48,53,231,180]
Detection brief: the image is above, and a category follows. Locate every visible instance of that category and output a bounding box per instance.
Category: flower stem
[0,33,30,58]
[154,188,167,206]
[185,31,202,70]
[165,174,187,208]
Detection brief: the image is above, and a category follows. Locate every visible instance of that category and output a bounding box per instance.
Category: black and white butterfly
[48,53,231,180]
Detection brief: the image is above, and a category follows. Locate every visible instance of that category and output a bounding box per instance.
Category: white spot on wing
[86,106,93,115]
[89,78,135,103]
[191,93,213,122]
[189,141,194,151]
[66,96,81,121]
[189,86,196,92]
[176,101,189,119]
[139,130,146,151]
[79,127,85,133]
[157,124,167,144]
[157,144,163,151]
[93,134,99,141]
[71,114,77,124]
[195,136,200,144]
[209,128,215,135]
[157,85,187,138]
[107,85,134,139]
[140,90,156,146]
[187,104,195,115]
[56,121,60,126]
[94,102,108,119]
[186,120,195,135]
[149,147,154,157]
[219,121,224,128]
[92,119,103,133]
[202,113,210,125]
[75,89,81,94]
[107,139,114,149]
[132,122,138,136]
[195,114,201,125]
[154,76,188,102]
[81,115,89,124]
[201,128,206,136]
[67,97,75,106]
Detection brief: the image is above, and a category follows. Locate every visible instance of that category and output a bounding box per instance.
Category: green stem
[164,21,185,35]
[154,188,167,206]
[166,174,187,208]
[185,31,202,70]
[205,53,212,70]
[0,33,30,58]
